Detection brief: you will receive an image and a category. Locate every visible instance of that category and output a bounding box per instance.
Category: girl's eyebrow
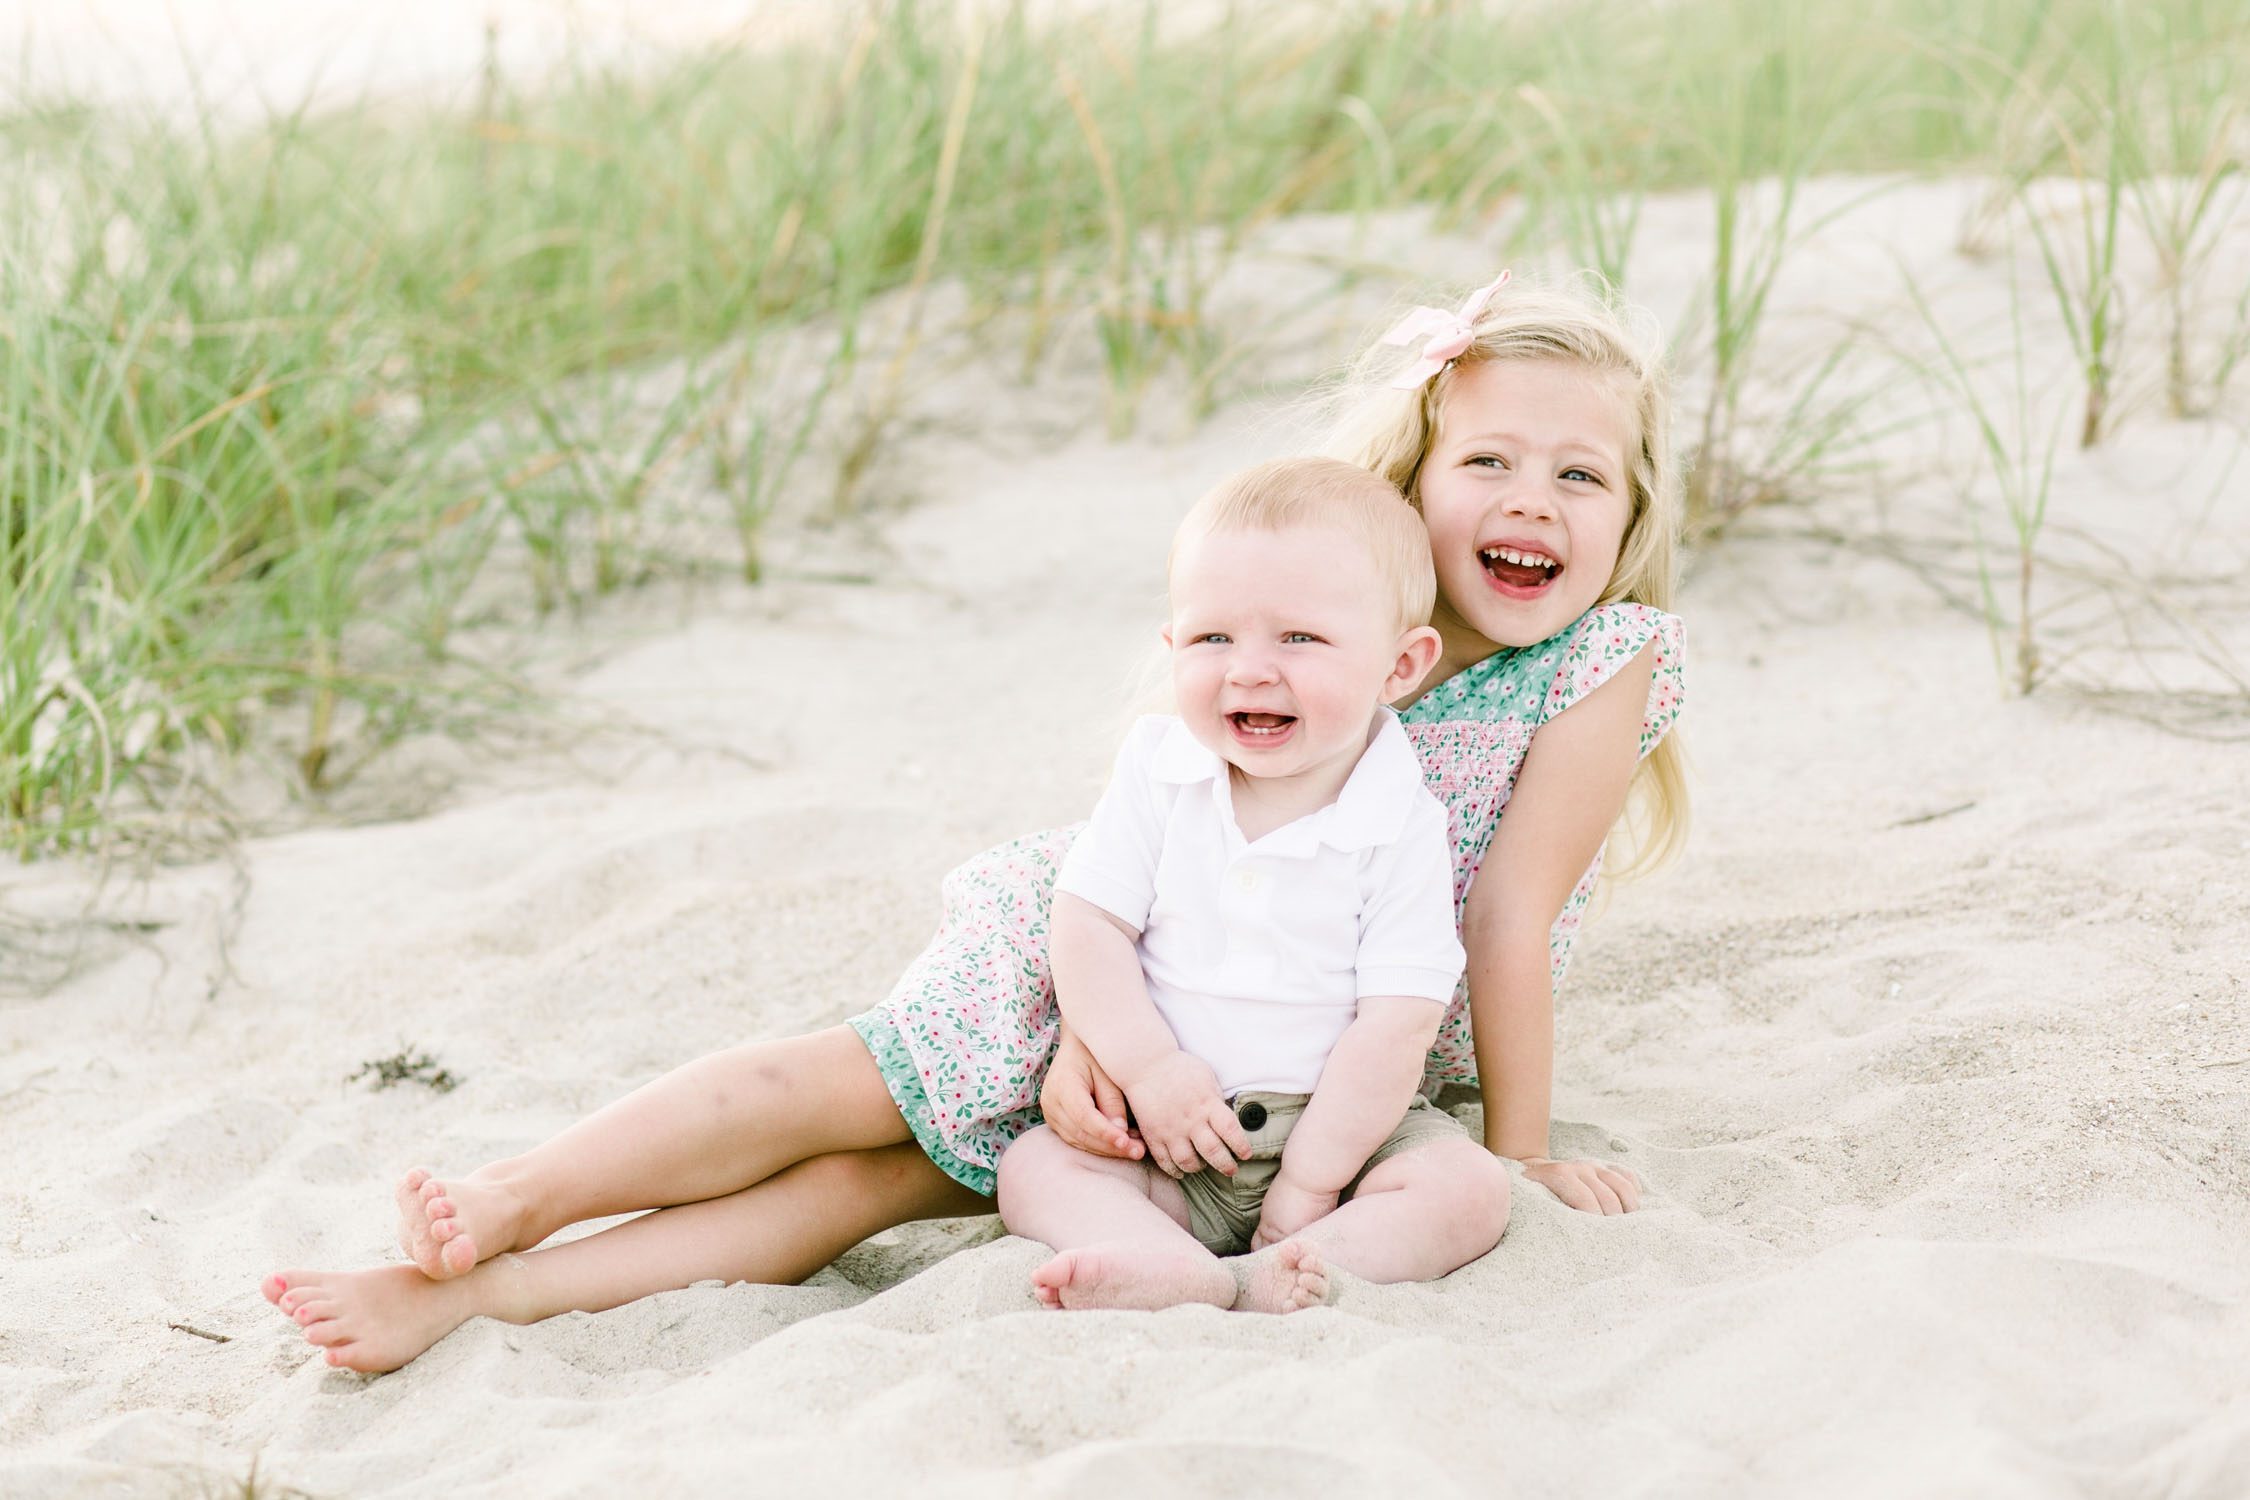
[1450,429,1617,466]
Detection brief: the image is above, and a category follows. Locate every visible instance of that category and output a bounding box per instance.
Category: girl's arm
[1039,1022,1143,1161]
[1464,641,1656,1214]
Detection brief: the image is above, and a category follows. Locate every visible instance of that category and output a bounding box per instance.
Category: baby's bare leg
[996,1126,1235,1312]
[272,1141,984,1373]
[398,1025,912,1277]
[1287,1136,1512,1283]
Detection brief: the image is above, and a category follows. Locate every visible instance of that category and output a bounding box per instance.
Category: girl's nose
[1501,476,1560,523]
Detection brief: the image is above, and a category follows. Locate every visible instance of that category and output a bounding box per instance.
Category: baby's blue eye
[1284,632,1320,644]
[1196,632,1231,645]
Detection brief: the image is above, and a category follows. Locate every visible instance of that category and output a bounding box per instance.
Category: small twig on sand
[1888,800,1978,829]
[2196,1055,2249,1069]
[169,1321,231,1343]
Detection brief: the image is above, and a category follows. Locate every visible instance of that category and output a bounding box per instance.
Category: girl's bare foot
[262,1264,491,1374]
[395,1167,530,1279]
[1029,1242,1234,1312]
[1231,1239,1331,1314]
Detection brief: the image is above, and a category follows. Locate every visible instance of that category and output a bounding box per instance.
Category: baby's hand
[1521,1156,1642,1215]
[1120,1052,1250,1178]
[1251,1175,1339,1250]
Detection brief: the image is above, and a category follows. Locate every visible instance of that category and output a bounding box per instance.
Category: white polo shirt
[1054,711,1465,1096]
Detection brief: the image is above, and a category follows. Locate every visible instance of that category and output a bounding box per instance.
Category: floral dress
[849,602,1685,1194]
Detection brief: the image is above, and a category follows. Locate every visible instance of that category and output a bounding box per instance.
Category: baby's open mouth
[1479,545,1561,591]
[1228,712,1296,737]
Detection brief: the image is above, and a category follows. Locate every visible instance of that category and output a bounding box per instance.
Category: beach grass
[4,0,2245,856]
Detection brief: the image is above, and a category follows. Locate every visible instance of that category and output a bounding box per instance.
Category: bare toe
[261,1273,290,1306]
[394,1169,518,1280]
[1233,1238,1335,1315]
[1034,1244,1232,1312]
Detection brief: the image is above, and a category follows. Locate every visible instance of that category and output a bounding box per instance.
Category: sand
[2,27,2248,1493]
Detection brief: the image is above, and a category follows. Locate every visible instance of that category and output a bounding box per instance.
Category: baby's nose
[1226,652,1280,683]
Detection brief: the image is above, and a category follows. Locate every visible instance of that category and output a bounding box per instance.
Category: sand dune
[3,176,2248,1497]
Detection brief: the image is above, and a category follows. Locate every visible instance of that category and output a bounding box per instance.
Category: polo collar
[1149,710,1422,853]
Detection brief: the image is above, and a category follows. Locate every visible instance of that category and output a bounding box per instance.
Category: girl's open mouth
[1227,711,1297,747]
[1479,545,1561,600]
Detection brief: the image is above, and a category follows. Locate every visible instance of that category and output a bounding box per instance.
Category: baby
[997,455,1496,1313]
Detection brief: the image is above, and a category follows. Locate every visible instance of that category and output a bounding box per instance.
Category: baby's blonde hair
[1321,273,1688,873]
[1170,456,1435,633]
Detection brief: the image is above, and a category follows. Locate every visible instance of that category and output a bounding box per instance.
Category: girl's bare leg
[1292,1136,1512,1283]
[398,1025,915,1276]
[269,1141,987,1374]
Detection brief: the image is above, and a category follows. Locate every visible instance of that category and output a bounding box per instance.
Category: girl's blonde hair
[1320,272,1688,874]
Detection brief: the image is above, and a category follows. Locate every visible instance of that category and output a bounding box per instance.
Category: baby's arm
[1051,893,1250,1177]
[1256,996,1443,1245]
[1466,642,1655,1215]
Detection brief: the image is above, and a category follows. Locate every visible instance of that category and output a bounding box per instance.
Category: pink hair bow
[1381,270,1511,390]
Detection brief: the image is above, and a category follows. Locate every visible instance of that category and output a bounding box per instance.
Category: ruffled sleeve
[1537,603,1685,757]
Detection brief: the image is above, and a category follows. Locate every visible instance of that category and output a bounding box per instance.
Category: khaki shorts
[1175,1091,1466,1255]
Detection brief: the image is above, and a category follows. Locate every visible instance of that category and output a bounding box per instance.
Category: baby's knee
[995,1125,1063,1227]
[1462,1150,1513,1246]
[1413,1140,1512,1254]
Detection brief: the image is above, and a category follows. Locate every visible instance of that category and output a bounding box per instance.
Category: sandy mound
[3,181,2247,1497]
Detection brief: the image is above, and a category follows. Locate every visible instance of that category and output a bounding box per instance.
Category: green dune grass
[3,0,2243,856]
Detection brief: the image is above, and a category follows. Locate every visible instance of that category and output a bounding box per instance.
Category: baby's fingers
[1190,1124,1236,1177]
[1150,1133,1196,1179]
[1212,1106,1252,1162]
[1597,1165,1641,1213]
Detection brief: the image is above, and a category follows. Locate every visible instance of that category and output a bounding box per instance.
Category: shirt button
[1234,869,1259,892]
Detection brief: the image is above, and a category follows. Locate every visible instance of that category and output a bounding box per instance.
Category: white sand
[0,49,2246,1494]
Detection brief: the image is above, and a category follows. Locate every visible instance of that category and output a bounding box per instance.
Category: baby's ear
[1159,624,1174,650]
[1388,625,1443,698]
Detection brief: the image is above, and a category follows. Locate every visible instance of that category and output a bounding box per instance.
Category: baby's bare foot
[394,1167,527,1279]
[262,1264,484,1374]
[1029,1242,1234,1312]
[1231,1238,1331,1314]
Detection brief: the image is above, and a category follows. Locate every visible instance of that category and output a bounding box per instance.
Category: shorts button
[1235,1100,1267,1131]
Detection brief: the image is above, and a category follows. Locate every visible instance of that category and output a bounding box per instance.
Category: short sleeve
[1053,717,1172,931]
[1539,603,1686,758]
[1353,794,1467,1003]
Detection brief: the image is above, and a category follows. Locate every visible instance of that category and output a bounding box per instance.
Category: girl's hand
[1040,1026,1142,1161]
[1122,1052,1250,1178]
[1519,1156,1642,1215]
[1250,1176,1339,1250]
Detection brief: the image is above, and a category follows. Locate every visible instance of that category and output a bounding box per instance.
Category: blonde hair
[1170,456,1435,633]
[1321,273,1688,874]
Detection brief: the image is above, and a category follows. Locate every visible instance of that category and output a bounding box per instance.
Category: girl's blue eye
[1563,467,1603,485]
[1468,454,1504,469]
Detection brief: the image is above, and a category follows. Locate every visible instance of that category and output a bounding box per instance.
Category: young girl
[263,271,1685,1373]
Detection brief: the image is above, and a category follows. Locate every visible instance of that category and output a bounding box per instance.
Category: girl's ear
[1384,626,1443,702]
